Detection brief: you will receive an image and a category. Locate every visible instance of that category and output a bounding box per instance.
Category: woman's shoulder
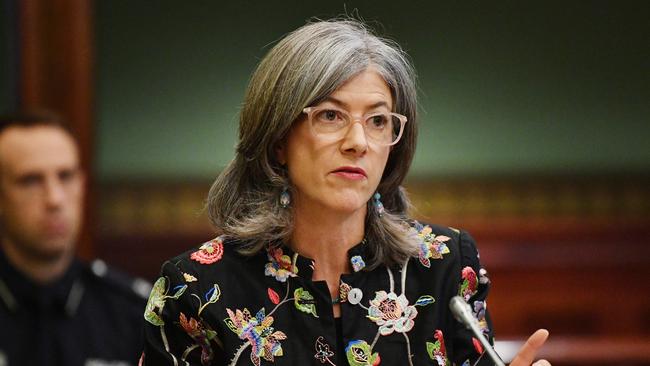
[160,235,261,276]
[405,219,480,268]
[408,220,461,237]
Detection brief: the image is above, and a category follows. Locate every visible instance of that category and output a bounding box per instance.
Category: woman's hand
[509,329,551,366]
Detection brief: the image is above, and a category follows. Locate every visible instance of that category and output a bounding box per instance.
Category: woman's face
[278,68,392,216]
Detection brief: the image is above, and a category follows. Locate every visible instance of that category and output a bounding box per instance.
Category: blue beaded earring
[280,188,290,208]
[373,192,384,217]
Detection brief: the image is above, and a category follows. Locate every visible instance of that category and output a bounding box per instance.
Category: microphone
[449,296,505,366]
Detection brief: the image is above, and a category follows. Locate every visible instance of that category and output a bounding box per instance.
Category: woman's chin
[324,196,369,215]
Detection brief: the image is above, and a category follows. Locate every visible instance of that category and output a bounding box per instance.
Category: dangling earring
[373,192,384,217]
[280,187,291,208]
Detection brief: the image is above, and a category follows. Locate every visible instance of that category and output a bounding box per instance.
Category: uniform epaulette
[88,259,152,301]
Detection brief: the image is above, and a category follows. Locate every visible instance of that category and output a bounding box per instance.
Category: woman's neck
[291,208,364,268]
[290,200,366,293]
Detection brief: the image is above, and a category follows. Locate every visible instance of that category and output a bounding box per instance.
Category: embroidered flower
[351,255,366,272]
[345,339,380,366]
[459,266,478,301]
[339,282,352,303]
[264,247,297,282]
[478,267,490,285]
[179,312,220,365]
[183,272,197,282]
[412,224,451,267]
[473,300,490,335]
[314,336,335,364]
[367,291,418,335]
[225,307,287,365]
[426,330,450,366]
[190,238,224,264]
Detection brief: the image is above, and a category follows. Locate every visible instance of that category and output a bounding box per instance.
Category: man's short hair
[0,110,76,139]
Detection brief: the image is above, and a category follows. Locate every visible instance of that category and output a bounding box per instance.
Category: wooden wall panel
[17,0,95,258]
[95,176,650,363]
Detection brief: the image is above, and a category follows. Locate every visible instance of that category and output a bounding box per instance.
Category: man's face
[0,125,84,262]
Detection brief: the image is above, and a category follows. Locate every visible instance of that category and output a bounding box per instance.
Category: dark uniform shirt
[142,222,495,366]
[0,249,149,366]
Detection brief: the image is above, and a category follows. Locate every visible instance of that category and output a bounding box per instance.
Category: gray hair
[207,18,419,268]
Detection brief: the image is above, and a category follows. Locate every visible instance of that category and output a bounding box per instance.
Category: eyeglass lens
[309,108,403,145]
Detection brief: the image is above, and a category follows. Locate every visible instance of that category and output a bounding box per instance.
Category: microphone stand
[449,296,506,366]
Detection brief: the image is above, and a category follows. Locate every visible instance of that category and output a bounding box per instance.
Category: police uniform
[0,249,150,366]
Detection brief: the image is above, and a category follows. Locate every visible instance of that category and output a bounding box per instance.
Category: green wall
[95,1,650,180]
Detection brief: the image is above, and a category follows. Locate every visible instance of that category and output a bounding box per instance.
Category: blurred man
[0,113,148,366]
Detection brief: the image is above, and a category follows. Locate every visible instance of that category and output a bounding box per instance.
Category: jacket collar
[264,238,370,281]
[0,248,83,315]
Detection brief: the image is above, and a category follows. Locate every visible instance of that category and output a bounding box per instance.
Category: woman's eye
[369,115,388,128]
[317,110,340,122]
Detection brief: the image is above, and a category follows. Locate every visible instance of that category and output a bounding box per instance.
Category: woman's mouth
[331,166,367,180]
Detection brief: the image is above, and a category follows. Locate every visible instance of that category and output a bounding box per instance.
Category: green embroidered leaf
[274,346,284,357]
[144,309,164,326]
[294,287,318,318]
[345,339,379,366]
[205,284,221,303]
[144,277,167,326]
[459,281,469,297]
[224,318,238,334]
[171,284,187,299]
[205,329,217,340]
[151,276,166,293]
[415,295,436,307]
[426,341,438,359]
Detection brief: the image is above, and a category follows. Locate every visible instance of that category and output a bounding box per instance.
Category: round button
[348,288,363,305]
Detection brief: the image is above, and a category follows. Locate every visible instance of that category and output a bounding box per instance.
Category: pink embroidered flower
[264,247,297,282]
[367,291,418,335]
[190,238,224,264]
[459,266,478,301]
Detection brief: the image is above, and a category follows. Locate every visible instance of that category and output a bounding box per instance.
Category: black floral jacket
[142,222,494,366]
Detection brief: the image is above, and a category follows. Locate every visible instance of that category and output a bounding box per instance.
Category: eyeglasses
[302,107,408,146]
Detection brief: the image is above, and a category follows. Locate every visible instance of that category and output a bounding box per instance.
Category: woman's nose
[340,121,368,156]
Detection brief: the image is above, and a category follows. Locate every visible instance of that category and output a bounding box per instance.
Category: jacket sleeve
[450,230,496,366]
[141,260,226,366]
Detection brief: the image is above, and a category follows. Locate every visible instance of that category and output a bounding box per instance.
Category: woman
[142,19,550,366]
